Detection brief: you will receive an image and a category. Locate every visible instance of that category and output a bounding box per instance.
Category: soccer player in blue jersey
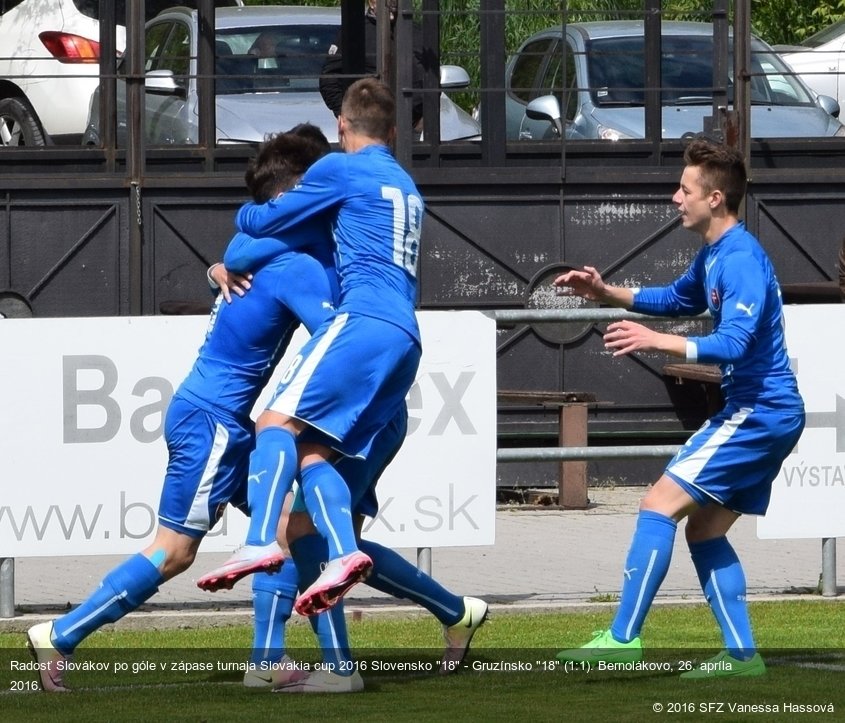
[553,138,805,678]
[199,78,425,617]
[25,126,336,693]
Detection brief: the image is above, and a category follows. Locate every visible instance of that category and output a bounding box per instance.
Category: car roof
[530,20,739,42]
[151,5,340,28]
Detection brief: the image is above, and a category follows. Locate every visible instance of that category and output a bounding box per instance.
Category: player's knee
[167,547,197,576]
[684,515,713,544]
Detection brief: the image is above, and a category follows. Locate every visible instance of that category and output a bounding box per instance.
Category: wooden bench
[662,363,723,416]
[497,390,598,509]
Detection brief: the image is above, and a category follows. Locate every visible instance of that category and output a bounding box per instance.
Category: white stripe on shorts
[668,407,751,483]
[270,312,348,415]
[185,422,229,531]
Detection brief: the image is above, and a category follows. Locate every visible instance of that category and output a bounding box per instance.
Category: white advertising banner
[757,305,845,539]
[0,311,497,556]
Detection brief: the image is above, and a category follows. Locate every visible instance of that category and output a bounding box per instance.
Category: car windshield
[586,35,817,107]
[215,24,337,94]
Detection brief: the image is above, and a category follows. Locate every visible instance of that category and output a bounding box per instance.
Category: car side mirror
[526,94,564,137]
[145,69,186,98]
[440,64,470,89]
[816,94,840,119]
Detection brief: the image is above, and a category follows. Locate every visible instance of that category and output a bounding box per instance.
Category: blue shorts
[665,402,805,515]
[266,312,421,458]
[157,394,253,538]
[291,406,408,518]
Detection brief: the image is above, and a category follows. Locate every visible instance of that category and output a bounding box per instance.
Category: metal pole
[393,0,412,163]
[126,0,145,315]
[711,0,729,142]
[491,308,709,324]
[822,537,838,597]
[0,558,14,618]
[196,0,217,168]
[498,445,681,462]
[417,546,432,576]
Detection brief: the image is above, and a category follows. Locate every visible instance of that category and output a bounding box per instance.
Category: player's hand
[603,320,660,356]
[209,263,253,303]
[553,265,606,302]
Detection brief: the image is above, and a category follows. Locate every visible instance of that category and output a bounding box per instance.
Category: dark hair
[682,139,747,213]
[244,123,331,203]
[340,77,395,141]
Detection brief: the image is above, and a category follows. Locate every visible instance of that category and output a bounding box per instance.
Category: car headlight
[596,124,635,141]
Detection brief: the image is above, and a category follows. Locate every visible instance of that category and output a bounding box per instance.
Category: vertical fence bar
[417,546,432,576]
[822,538,838,597]
[0,558,14,618]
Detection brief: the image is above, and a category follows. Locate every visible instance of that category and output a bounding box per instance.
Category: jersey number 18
[382,186,422,277]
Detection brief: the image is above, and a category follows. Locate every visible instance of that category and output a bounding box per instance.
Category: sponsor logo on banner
[0,312,496,556]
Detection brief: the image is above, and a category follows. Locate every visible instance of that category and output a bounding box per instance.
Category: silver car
[82,4,480,146]
[505,20,845,141]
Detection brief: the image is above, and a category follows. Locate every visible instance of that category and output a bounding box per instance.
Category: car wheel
[0,98,47,146]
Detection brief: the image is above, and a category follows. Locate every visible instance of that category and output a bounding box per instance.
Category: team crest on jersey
[710,288,721,310]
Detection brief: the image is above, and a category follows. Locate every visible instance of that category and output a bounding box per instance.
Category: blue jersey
[631,222,802,410]
[177,245,338,421]
[236,145,423,344]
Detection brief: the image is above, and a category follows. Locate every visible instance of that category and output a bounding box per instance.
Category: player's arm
[224,231,297,273]
[236,158,343,238]
[553,265,635,308]
[690,258,763,365]
[602,320,689,359]
[557,255,708,360]
[600,276,703,359]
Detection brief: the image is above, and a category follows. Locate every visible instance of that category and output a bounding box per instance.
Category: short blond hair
[340,77,395,141]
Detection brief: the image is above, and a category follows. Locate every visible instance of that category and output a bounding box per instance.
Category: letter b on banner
[64,355,121,443]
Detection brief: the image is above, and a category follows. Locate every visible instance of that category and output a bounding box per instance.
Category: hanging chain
[131,181,143,228]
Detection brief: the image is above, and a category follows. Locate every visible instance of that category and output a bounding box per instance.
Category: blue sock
[359,539,464,625]
[689,536,756,660]
[290,533,353,675]
[300,462,359,559]
[246,427,298,546]
[610,510,677,643]
[250,564,298,666]
[52,553,163,654]
[309,602,352,674]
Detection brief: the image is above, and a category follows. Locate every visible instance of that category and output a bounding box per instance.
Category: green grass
[1,600,843,722]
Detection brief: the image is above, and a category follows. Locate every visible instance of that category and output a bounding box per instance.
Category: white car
[0,0,124,146]
[0,0,242,147]
[81,5,480,147]
[778,19,845,107]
